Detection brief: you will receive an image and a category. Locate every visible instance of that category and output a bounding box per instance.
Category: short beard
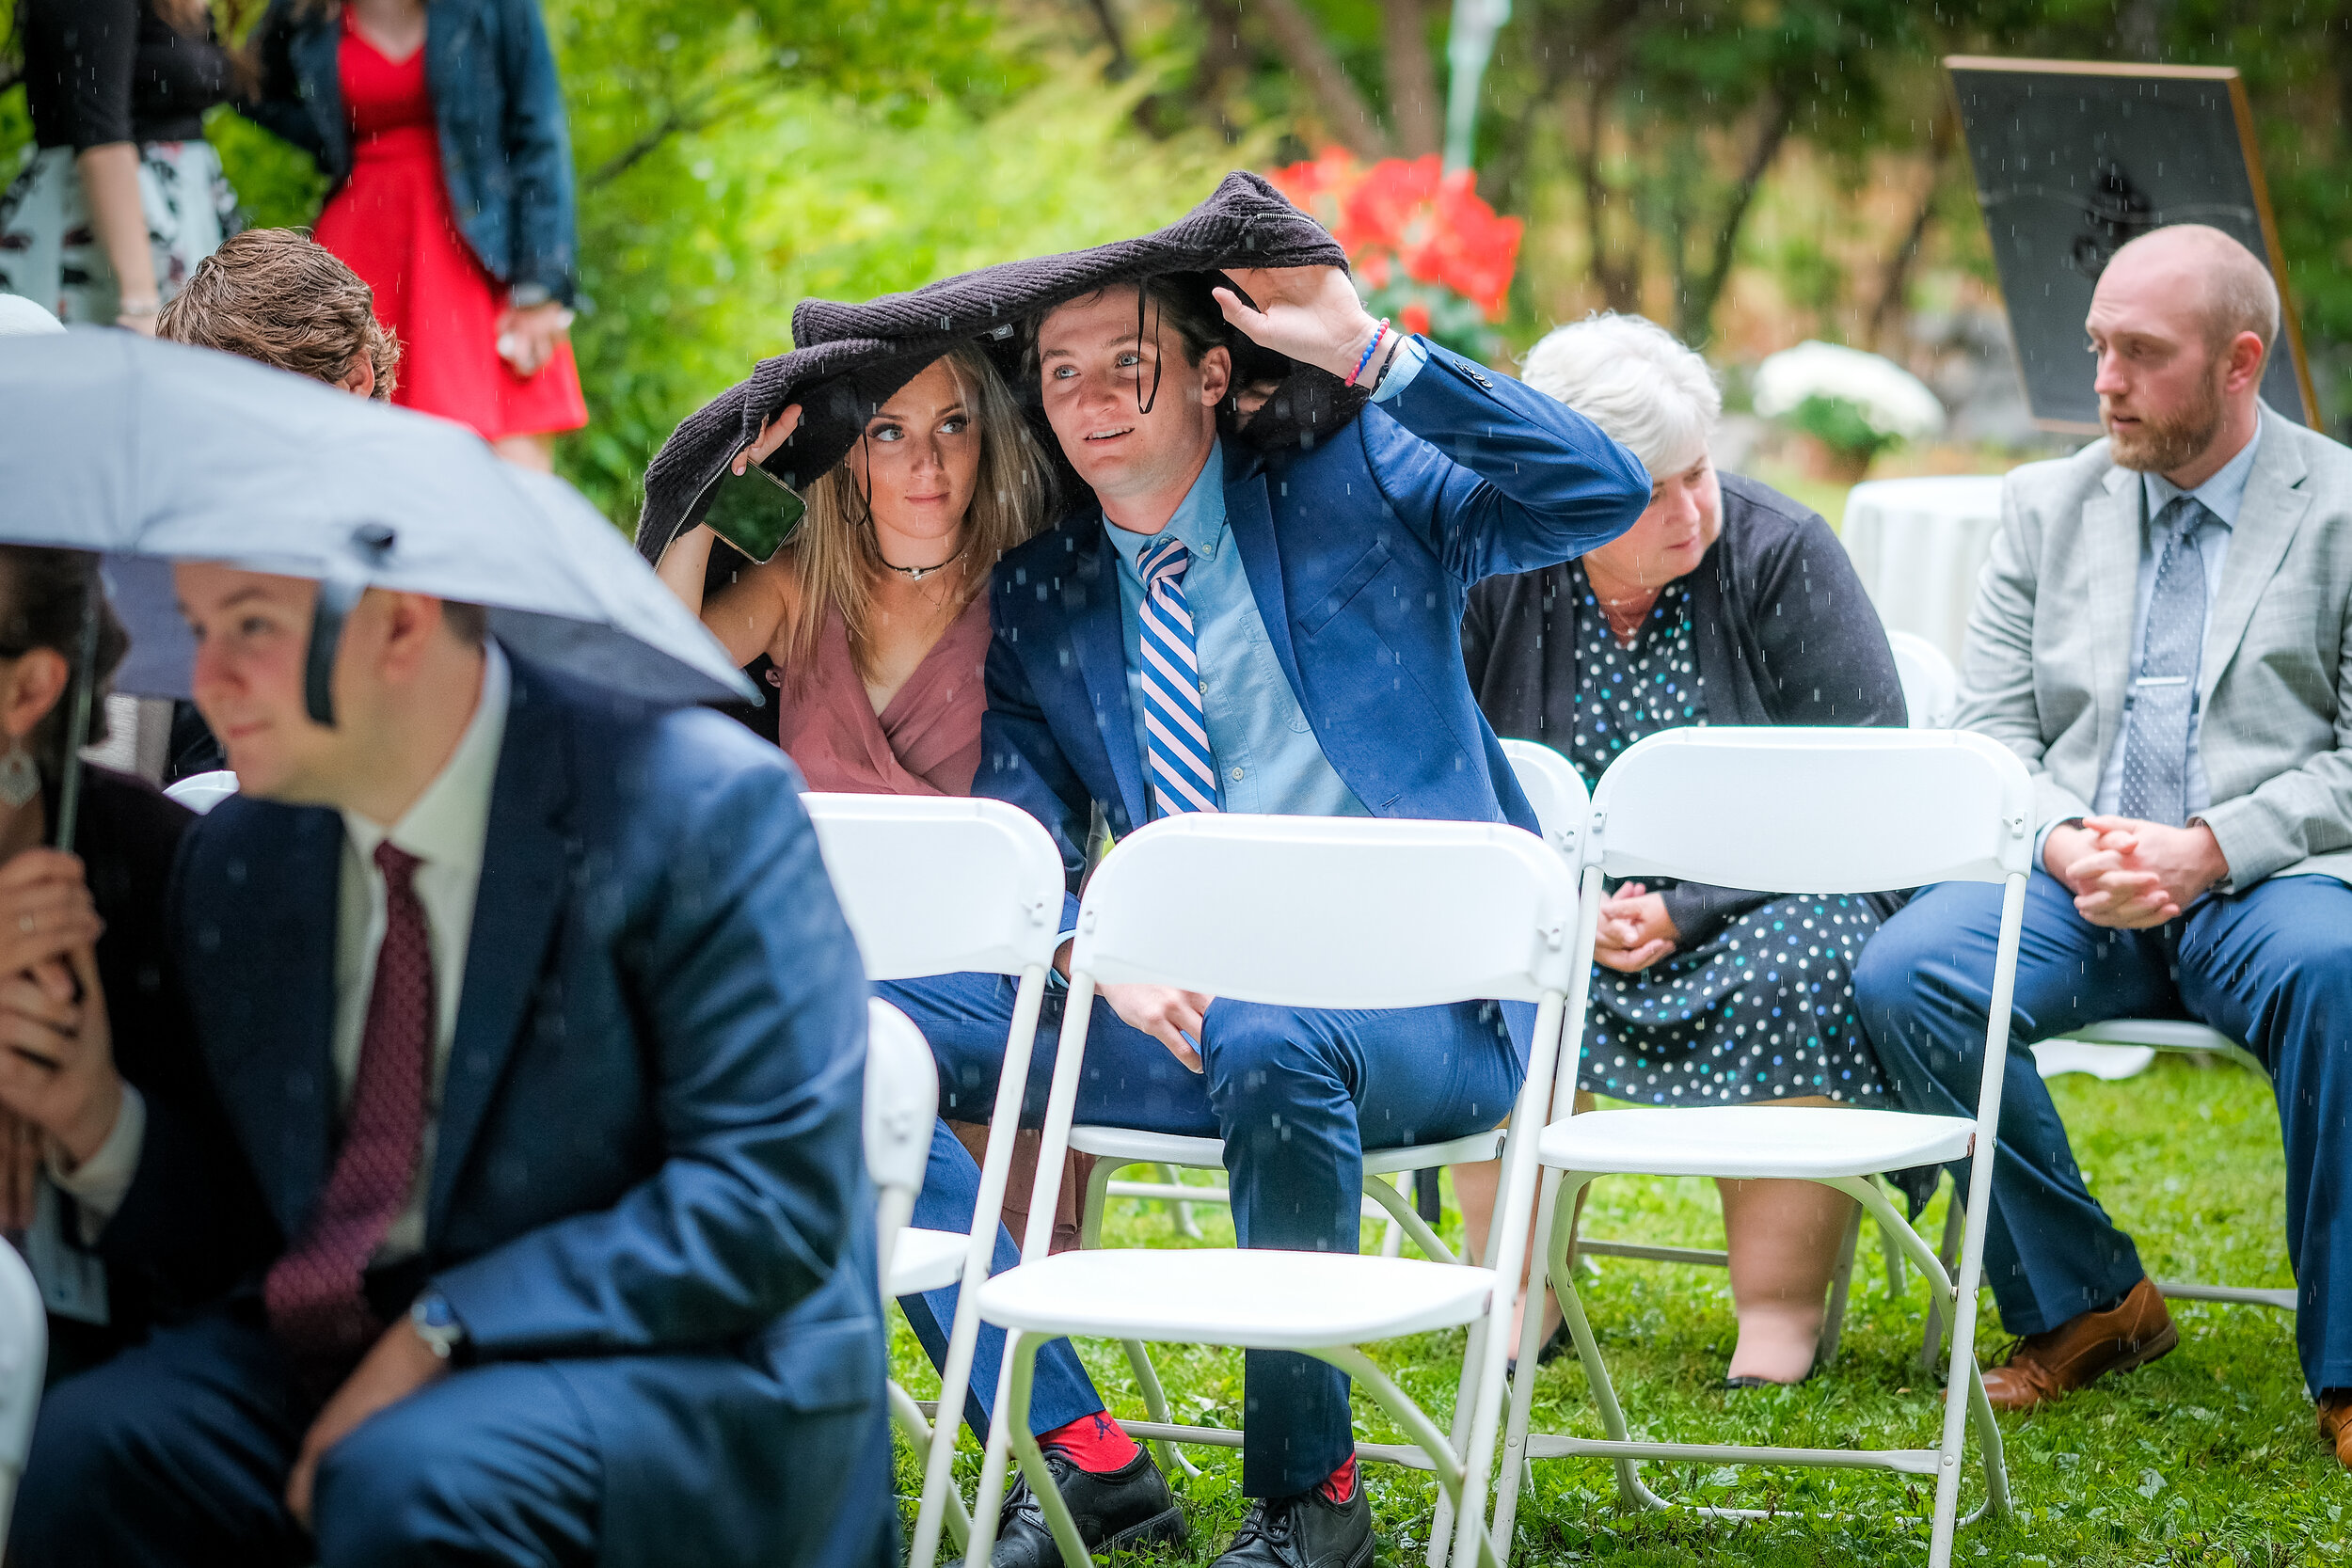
[2104,364,2226,474]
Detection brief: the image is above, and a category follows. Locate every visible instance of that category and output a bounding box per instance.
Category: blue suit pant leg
[310,1362,601,1568]
[12,1307,310,1567]
[12,1307,605,1568]
[1856,871,2159,1334]
[2170,874,2352,1393]
[1202,998,1524,1499]
[901,1119,1109,1442]
[881,972,1221,1442]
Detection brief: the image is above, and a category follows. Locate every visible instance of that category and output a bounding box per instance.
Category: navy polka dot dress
[1563,563,1887,1106]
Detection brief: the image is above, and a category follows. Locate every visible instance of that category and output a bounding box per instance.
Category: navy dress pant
[1856,868,2352,1395]
[883,971,1525,1497]
[11,1305,896,1568]
[13,1306,599,1568]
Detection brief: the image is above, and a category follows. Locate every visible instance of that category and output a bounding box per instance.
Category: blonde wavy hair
[780,343,1055,682]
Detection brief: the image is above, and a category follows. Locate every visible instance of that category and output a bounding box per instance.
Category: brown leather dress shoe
[2319,1392,2352,1469]
[1979,1277,2177,1412]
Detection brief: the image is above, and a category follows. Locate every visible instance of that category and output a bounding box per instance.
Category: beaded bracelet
[1344,318,1391,388]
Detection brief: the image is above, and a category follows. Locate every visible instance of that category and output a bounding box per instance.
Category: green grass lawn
[890,1055,2346,1564]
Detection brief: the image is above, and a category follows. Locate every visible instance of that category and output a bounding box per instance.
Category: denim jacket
[245,0,577,305]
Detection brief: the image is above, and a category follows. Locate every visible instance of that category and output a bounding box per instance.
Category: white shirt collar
[2143,420,2263,531]
[340,641,511,875]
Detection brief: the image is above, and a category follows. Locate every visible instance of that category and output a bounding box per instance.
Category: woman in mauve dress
[658,344,1050,800]
[656,341,1095,1226]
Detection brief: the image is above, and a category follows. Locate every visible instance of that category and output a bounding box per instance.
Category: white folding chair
[0,1234,45,1540]
[862,999,977,1556]
[1499,736,1904,1361]
[964,814,1582,1568]
[803,795,1065,1568]
[1065,796,1516,1477]
[1887,630,1960,729]
[1492,728,2032,1568]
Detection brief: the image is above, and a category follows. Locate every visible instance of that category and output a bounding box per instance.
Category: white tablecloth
[1839,475,2007,668]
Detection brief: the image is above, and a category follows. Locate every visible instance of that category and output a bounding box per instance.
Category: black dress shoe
[1211,1484,1373,1568]
[991,1448,1185,1568]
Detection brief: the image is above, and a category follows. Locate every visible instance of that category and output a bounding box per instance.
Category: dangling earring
[0,737,38,810]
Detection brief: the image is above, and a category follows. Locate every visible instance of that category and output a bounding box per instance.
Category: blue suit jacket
[977,346,1650,892]
[107,657,884,1567]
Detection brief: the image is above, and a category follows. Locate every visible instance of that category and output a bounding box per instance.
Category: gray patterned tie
[2117,495,2212,827]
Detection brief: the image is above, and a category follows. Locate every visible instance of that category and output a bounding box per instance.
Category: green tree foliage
[1150,0,2352,418]
[18,1,2352,478]
[551,0,1246,519]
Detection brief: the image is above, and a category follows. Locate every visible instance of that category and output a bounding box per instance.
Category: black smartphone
[702,458,807,565]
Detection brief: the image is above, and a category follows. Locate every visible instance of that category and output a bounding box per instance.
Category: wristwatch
[409,1291,469,1361]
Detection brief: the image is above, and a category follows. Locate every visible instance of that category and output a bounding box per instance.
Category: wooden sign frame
[1945,55,2318,435]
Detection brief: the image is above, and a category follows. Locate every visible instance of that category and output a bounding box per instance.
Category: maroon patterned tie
[264,841,435,1366]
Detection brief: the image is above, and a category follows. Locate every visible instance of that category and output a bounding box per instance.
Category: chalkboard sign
[1946,56,2316,432]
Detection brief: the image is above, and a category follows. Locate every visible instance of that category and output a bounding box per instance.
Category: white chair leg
[1878,1180,1909,1301]
[1159,1163,1205,1239]
[1079,1158,1115,1250]
[1083,1146,1200,1477]
[1816,1199,1866,1370]
[1382,1173,1409,1258]
[1962,1342,2012,1518]
[1488,1165,1571,1556]
[888,1380,972,1556]
[1920,1187,1964,1370]
[1120,1338,1200,1479]
[1362,1170,1459,1264]
[987,1332,1092,1568]
[1427,1157,1521,1568]
[1311,1345,1497,1568]
[963,1354,1023,1568]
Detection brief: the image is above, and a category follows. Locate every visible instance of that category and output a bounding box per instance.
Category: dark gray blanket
[634,171,1353,564]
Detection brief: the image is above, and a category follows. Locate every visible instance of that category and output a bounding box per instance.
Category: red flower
[1399,301,1433,338]
[1264,151,1519,323]
[1402,171,1520,318]
[1267,147,1361,228]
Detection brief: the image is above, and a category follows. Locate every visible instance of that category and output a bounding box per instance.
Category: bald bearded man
[1857,226,2352,1463]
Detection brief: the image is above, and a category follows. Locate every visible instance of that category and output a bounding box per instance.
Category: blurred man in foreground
[8,565,890,1565]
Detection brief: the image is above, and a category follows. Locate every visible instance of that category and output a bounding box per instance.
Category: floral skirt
[0,141,241,323]
[1577,892,1888,1105]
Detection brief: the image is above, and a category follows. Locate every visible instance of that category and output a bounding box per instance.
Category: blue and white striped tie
[1136,534,1221,818]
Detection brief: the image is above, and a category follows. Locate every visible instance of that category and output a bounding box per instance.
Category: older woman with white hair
[1457,313,1909,1387]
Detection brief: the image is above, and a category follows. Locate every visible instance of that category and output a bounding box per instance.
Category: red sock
[1038,1411,1141,1474]
[1318,1456,1359,1503]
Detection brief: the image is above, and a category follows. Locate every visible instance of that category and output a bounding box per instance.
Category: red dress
[311,13,587,441]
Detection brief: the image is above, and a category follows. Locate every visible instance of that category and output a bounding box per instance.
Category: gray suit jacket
[1957,407,2352,890]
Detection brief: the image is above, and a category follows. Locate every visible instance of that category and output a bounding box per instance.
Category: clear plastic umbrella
[0,329,754,711]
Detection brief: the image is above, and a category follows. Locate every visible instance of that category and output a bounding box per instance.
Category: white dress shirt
[54,643,511,1262]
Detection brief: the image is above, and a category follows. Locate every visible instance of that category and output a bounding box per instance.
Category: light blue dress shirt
[2090,425,2262,820]
[1104,439,1368,816]
[1095,337,1428,817]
